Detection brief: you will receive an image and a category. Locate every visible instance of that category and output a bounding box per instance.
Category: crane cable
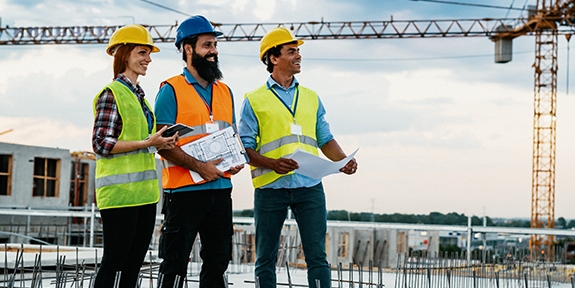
[139,0,190,17]
[408,0,526,11]
[505,0,518,18]
[567,34,571,95]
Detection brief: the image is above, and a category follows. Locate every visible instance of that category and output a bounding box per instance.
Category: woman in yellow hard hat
[92,24,177,288]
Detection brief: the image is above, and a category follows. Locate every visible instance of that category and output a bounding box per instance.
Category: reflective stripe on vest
[245,84,320,188]
[175,120,230,138]
[96,170,158,187]
[160,75,234,189]
[93,81,160,210]
[258,135,317,155]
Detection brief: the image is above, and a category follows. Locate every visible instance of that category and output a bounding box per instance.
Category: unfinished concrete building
[0,142,96,245]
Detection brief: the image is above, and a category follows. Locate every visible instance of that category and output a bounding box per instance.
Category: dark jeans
[158,188,233,288]
[254,183,330,288]
[94,203,157,288]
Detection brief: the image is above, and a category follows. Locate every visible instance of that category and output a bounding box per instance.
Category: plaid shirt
[92,74,153,156]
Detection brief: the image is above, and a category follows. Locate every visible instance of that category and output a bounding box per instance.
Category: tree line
[234,209,575,229]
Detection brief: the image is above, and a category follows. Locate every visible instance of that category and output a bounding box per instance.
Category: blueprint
[180,125,248,182]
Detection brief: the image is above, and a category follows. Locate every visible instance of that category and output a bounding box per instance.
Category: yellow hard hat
[259,27,304,61]
[106,24,160,56]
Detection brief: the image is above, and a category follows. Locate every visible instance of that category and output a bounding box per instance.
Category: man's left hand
[228,164,245,175]
[340,158,358,175]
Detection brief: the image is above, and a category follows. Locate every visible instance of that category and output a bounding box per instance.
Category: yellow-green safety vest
[92,81,160,210]
[246,84,320,188]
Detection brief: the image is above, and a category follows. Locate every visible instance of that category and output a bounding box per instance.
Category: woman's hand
[148,126,179,151]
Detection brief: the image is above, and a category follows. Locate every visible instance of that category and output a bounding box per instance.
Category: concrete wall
[0,142,71,207]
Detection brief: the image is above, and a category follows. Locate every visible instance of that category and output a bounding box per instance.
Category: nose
[210,45,218,55]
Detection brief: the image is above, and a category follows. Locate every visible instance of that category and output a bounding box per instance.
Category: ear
[183,43,192,55]
[269,54,279,65]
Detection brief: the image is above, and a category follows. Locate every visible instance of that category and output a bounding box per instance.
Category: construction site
[5,0,575,287]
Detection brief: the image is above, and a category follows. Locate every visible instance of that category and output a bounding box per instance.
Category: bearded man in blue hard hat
[154,15,243,288]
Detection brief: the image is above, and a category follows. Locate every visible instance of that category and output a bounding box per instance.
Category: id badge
[290,123,303,136]
[205,122,219,134]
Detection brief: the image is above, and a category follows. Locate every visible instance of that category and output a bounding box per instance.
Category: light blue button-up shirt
[155,68,235,192]
[238,76,334,189]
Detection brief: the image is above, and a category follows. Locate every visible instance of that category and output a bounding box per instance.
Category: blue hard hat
[175,15,223,48]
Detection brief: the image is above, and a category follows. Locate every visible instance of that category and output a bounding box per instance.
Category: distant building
[0,142,96,208]
[0,142,97,245]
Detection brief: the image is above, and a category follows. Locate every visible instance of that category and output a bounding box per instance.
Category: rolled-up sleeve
[238,97,258,150]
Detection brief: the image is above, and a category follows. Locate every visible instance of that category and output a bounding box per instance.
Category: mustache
[204,53,218,60]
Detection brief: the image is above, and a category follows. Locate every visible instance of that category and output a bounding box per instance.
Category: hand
[197,158,226,182]
[228,164,244,175]
[271,158,299,174]
[149,126,179,151]
[340,158,357,175]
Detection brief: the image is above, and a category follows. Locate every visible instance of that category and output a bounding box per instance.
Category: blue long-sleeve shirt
[238,76,334,189]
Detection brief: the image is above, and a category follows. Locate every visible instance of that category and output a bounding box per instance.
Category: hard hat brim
[259,39,304,61]
[175,31,224,48]
[106,43,161,56]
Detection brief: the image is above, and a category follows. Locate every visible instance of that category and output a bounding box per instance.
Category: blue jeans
[254,183,330,288]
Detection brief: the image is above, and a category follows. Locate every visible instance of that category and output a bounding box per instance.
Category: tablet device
[162,123,194,137]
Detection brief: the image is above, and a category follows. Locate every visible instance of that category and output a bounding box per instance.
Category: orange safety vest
[160,74,233,189]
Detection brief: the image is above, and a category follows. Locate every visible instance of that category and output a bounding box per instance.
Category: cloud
[0,116,91,151]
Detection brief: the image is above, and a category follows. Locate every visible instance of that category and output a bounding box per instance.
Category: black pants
[158,188,233,288]
[94,203,157,288]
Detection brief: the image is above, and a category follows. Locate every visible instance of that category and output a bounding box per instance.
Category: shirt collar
[117,74,145,98]
[267,75,299,91]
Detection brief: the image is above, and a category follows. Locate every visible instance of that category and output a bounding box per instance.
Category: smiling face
[271,43,302,76]
[184,33,222,83]
[193,34,218,61]
[123,45,152,82]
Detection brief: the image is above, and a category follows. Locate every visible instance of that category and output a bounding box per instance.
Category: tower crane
[2,0,575,259]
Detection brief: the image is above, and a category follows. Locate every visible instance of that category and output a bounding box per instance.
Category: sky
[1,0,575,219]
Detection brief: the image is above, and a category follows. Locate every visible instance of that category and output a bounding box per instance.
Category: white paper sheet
[179,126,248,182]
[288,148,359,179]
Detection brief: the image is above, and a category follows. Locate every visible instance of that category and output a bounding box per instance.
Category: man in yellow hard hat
[238,27,358,288]
[154,15,243,288]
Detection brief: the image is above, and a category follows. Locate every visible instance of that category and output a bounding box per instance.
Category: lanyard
[197,84,215,122]
[267,83,299,123]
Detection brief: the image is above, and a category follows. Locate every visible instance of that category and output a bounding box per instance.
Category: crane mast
[2,4,575,259]
[531,23,558,261]
[530,0,561,261]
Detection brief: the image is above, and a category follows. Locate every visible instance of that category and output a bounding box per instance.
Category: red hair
[112,45,136,79]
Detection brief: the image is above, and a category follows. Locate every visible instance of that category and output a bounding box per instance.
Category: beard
[192,50,223,83]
